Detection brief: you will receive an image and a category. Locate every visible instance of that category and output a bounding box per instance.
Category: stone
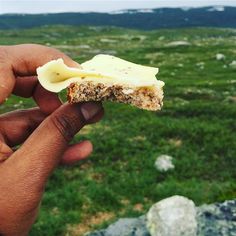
[197,199,236,236]
[196,62,205,70]
[86,216,149,236]
[100,38,117,43]
[87,199,236,236]
[146,196,197,236]
[229,60,236,69]
[154,155,174,172]
[165,41,191,47]
[216,53,226,60]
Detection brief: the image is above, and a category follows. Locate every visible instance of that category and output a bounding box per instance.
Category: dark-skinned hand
[0,44,104,235]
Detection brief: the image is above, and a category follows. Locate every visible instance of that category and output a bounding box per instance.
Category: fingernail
[80,102,102,121]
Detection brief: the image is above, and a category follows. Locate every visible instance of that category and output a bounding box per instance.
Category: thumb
[6,102,103,185]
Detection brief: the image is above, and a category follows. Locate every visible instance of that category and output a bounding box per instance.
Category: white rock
[146,196,197,236]
[55,45,91,49]
[154,155,174,172]
[196,62,205,70]
[229,60,236,69]
[100,38,117,43]
[216,53,225,60]
[228,80,236,84]
[165,41,191,47]
[158,36,165,40]
[196,62,205,67]
[77,44,91,49]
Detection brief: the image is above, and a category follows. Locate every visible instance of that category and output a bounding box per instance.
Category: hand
[0,44,104,235]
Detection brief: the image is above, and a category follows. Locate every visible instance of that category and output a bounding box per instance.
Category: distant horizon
[0,4,236,15]
[1,0,236,14]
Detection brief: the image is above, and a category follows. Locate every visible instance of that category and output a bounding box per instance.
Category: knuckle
[50,114,80,142]
[44,46,65,59]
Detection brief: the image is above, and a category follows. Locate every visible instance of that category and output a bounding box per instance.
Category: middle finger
[13,76,62,114]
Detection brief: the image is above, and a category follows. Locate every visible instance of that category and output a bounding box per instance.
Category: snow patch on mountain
[110,9,154,15]
[136,9,154,13]
[207,6,225,12]
[181,7,192,11]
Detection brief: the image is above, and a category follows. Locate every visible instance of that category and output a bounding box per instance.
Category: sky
[0,0,236,14]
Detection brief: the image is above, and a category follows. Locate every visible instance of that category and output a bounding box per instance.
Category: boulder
[146,196,197,236]
[87,198,236,236]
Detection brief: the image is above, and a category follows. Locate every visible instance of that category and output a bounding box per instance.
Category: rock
[100,38,117,43]
[196,62,205,70]
[86,216,149,236]
[229,60,236,69]
[146,196,197,236]
[87,199,236,236]
[158,36,165,41]
[196,62,205,67]
[224,96,236,103]
[216,53,226,60]
[197,199,236,236]
[165,41,191,47]
[154,155,174,172]
[55,45,91,49]
[77,44,91,49]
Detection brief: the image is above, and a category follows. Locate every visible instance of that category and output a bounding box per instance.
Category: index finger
[0,44,80,111]
[0,44,80,105]
[13,76,62,114]
[8,44,80,76]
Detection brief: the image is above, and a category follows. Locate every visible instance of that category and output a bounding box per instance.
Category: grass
[0,25,235,235]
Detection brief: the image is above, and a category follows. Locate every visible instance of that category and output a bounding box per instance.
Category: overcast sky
[0,0,236,14]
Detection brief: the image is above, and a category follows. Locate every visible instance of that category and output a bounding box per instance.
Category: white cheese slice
[37,54,164,93]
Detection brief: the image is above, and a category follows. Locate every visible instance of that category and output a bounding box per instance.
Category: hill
[1,25,236,235]
[0,6,236,30]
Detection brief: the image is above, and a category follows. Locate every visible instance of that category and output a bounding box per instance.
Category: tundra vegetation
[0,26,235,235]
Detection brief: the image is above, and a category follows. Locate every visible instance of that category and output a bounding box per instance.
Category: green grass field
[0,26,236,235]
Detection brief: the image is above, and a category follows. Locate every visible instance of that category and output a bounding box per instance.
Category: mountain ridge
[0,6,236,30]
